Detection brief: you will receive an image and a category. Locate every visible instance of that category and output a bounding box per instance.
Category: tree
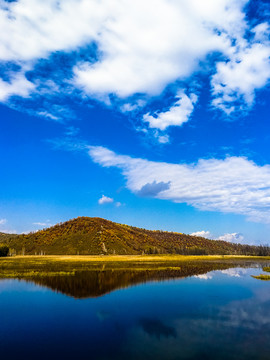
[0,244,9,257]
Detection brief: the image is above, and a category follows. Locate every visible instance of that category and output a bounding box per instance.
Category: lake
[0,261,269,360]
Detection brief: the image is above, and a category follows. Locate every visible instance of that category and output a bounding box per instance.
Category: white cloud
[218,233,244,243]
[0,0,268,121]
[0,0,103,62]
[212,21,270,113]
[0,229,17,234]
[0,219,7,225]
[212,38,270,113]
[143,92,197,130]
[190,230,212,239]
[0,2,245,96]
[21,229,39,235]
[73,0,238,98]
[32,220,52,227]
[190,230,245,243]
[156,134,170,144]
[89,145,270,224]
[115,202,122,207]
[37,111,60,121]
[0,71,35,102]
[120,100,146,113]
[98,195,114,205]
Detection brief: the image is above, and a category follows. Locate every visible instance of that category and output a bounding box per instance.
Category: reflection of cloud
[217,285,270,330]
[194,273,213,280]
[121,266,270,360]
[221,269,248,278]
[140,318,177,340]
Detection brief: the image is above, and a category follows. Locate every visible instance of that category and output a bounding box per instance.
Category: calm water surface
[0,263,270,360]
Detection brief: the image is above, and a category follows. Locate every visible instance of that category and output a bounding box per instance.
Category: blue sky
[0,0,270,244]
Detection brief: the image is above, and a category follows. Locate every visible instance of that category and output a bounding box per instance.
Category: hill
[2,217,269,256]
[0,232,17,242]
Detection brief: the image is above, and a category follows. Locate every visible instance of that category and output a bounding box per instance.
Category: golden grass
[3,254,269,262]
[0,254,269,279]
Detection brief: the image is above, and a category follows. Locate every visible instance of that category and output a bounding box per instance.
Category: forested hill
[0,232,17,242]
[2,217,269,256]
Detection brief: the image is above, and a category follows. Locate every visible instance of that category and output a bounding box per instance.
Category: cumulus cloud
[73,0,230,98]
[0,0,268,143]
[190,230,212,239]
[0,0,268,119]
[89,145,270,223]
[212,31,270,113]
[218,233,244,243]
[0,0,102,62]
[143,92,197,130]
[190,230,245,243]
[98,195,114,205]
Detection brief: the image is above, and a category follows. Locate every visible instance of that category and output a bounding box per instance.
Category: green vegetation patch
[252,274,270,281]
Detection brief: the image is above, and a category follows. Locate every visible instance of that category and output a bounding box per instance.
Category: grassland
[0,254,269,278]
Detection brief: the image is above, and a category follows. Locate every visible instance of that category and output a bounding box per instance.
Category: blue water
[0,266,269,360]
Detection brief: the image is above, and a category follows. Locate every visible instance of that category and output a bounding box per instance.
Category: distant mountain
[1,216,269,256]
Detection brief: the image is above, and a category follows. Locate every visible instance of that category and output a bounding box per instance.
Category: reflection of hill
[24,262,261,298]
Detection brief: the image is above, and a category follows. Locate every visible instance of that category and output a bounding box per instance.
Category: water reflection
[0,262,270,360]
[139,318,177,339]
[17,260,270,298]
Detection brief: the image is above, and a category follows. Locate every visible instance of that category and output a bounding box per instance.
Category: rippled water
[0,263,269,360]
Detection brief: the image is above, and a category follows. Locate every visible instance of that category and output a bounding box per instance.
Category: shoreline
[1,254,270,261]
[0,254,270,279]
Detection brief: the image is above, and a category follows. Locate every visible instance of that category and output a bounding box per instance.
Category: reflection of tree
[21,261,267,298]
